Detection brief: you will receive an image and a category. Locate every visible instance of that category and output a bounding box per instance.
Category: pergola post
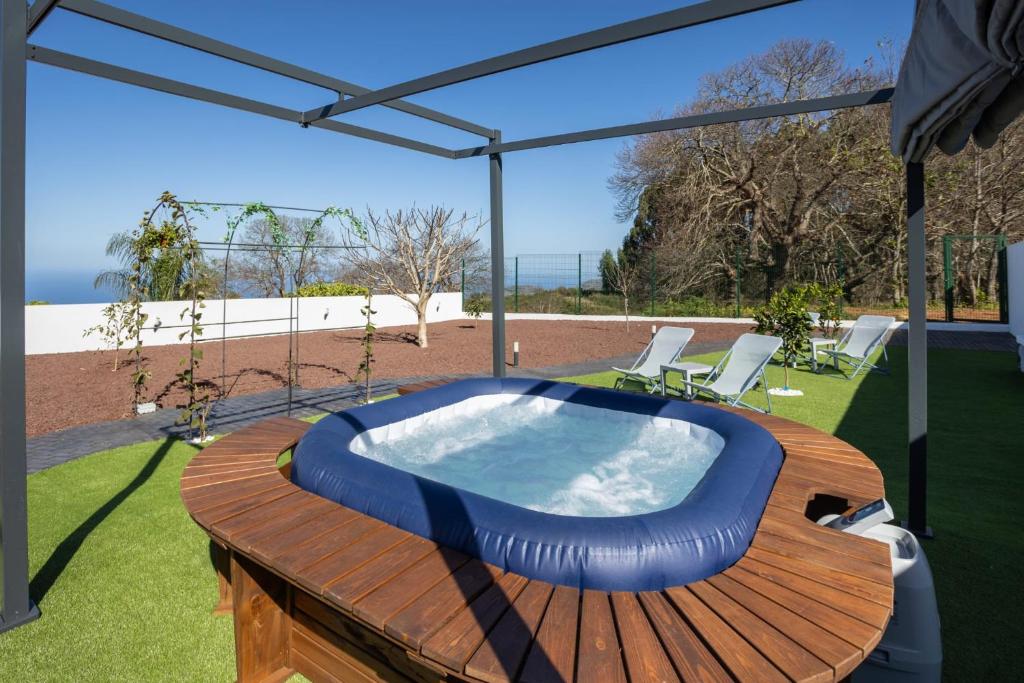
[0,0,39,634]
[904,161,931,538]
[489,131,506,378]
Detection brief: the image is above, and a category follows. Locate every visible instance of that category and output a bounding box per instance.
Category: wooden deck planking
[734,556,891,628]
[352,546,472,630]
[181,388,895,683]
[576,591,627,683]
[707,573,864,679]
[324,535,439,611]
[689,580,831,682]
[666,585,789,682]
[638,591,733,682]
[611,592,681,683]
[464,580,554,683]
[518,585,580,683]
[421,572,530,672]
[383,559,504,650]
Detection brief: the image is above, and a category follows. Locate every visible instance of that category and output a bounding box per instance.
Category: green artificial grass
[0,437,236,682]
[0,354,1018,681]
[563,347,1024,682]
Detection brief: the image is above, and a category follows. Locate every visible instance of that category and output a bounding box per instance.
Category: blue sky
[26,0,912,300]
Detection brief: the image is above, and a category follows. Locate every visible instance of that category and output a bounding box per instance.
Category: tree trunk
[985,249,998,299]
[416,304,429,348]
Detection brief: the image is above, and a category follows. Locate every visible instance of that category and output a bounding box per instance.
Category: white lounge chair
[612,326,694,393]
[817,315,895,379]
[671,333,783,413]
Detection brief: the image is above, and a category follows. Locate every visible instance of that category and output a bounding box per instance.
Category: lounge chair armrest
[675,378,718,395]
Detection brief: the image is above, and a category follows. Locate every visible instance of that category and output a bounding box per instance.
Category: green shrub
[464,296,486,321]
[754,286,811,389]
[293,281,368,298]
[27,300,50,305]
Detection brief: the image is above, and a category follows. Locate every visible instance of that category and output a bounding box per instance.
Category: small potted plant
[754,286,811,396]
[464,295,486,326]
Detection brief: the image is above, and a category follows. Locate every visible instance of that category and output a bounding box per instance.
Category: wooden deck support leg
[231,551,294,683]
[213,540,233,615]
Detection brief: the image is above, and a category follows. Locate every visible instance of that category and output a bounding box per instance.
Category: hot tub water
[349,394,724,517]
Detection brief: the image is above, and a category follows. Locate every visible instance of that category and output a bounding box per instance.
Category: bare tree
[231,215,341,297]
[603,249,641,330]
[345,207,482,348]
[609,38,1024,313]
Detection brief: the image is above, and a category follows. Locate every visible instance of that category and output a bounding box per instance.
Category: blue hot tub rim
[291,377,783,592]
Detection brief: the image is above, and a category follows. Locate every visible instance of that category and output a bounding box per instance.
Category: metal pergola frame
[0,0,930,635]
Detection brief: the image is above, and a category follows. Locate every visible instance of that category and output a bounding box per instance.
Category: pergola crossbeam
[56,0,494,138]
[303,0,797,123]
[0,0,939,638]
[27,45,456,159]
[26,0,59,35]
[454,88,895,157]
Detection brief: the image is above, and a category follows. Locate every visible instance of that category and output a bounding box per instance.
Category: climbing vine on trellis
[123,199,366,431]
[357,289,377,404]
[205,202,366,387]
[128,192,212,440]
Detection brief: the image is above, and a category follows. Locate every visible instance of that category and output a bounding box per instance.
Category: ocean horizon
[26,269,119,305]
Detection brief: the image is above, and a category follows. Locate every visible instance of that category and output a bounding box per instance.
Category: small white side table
[810,337,838,372]
[660,362,714,398]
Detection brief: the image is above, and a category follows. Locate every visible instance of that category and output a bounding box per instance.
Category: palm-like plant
[94,230,210,301]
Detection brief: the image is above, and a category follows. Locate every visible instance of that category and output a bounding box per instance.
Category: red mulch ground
[25,319,751,437]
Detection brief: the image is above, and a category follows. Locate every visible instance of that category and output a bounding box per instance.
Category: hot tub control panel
[818,498,893,535]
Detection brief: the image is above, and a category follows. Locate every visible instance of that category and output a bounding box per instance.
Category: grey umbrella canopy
[891,0,1024,162]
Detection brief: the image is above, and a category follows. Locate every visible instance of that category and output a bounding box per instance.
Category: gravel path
[26,320,752,437]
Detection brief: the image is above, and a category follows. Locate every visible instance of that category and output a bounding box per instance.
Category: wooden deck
[181,391,893,682]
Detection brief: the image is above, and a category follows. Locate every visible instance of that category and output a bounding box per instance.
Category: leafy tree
[753,286,811,390]
[464,296,486,326]
[598,249,617,293]
[801,282,843,338]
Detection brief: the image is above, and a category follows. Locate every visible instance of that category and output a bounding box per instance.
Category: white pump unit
[817,499,942,682]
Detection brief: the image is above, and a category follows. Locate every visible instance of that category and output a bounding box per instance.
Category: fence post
[576,253,582,315]
[649,252,656,316]
[734,246,742,318]
[942,235,954,322]
[514,256,519,313]
[997,235,1009,324]
[836,245,845,317]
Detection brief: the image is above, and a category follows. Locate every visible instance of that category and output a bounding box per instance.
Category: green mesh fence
[461,241,1006,322]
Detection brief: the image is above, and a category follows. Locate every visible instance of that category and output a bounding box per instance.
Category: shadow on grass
[30,437,194,603]
[830,347,1024,681]
[831,353,908,510]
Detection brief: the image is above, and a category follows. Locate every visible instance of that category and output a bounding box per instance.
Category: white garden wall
[1008,241,1024,370]
[25,292,463,355]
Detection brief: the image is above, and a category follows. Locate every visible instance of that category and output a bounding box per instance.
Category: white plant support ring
[768,387,804,397]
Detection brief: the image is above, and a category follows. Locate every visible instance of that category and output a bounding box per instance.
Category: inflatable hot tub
[291,378,783,591]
